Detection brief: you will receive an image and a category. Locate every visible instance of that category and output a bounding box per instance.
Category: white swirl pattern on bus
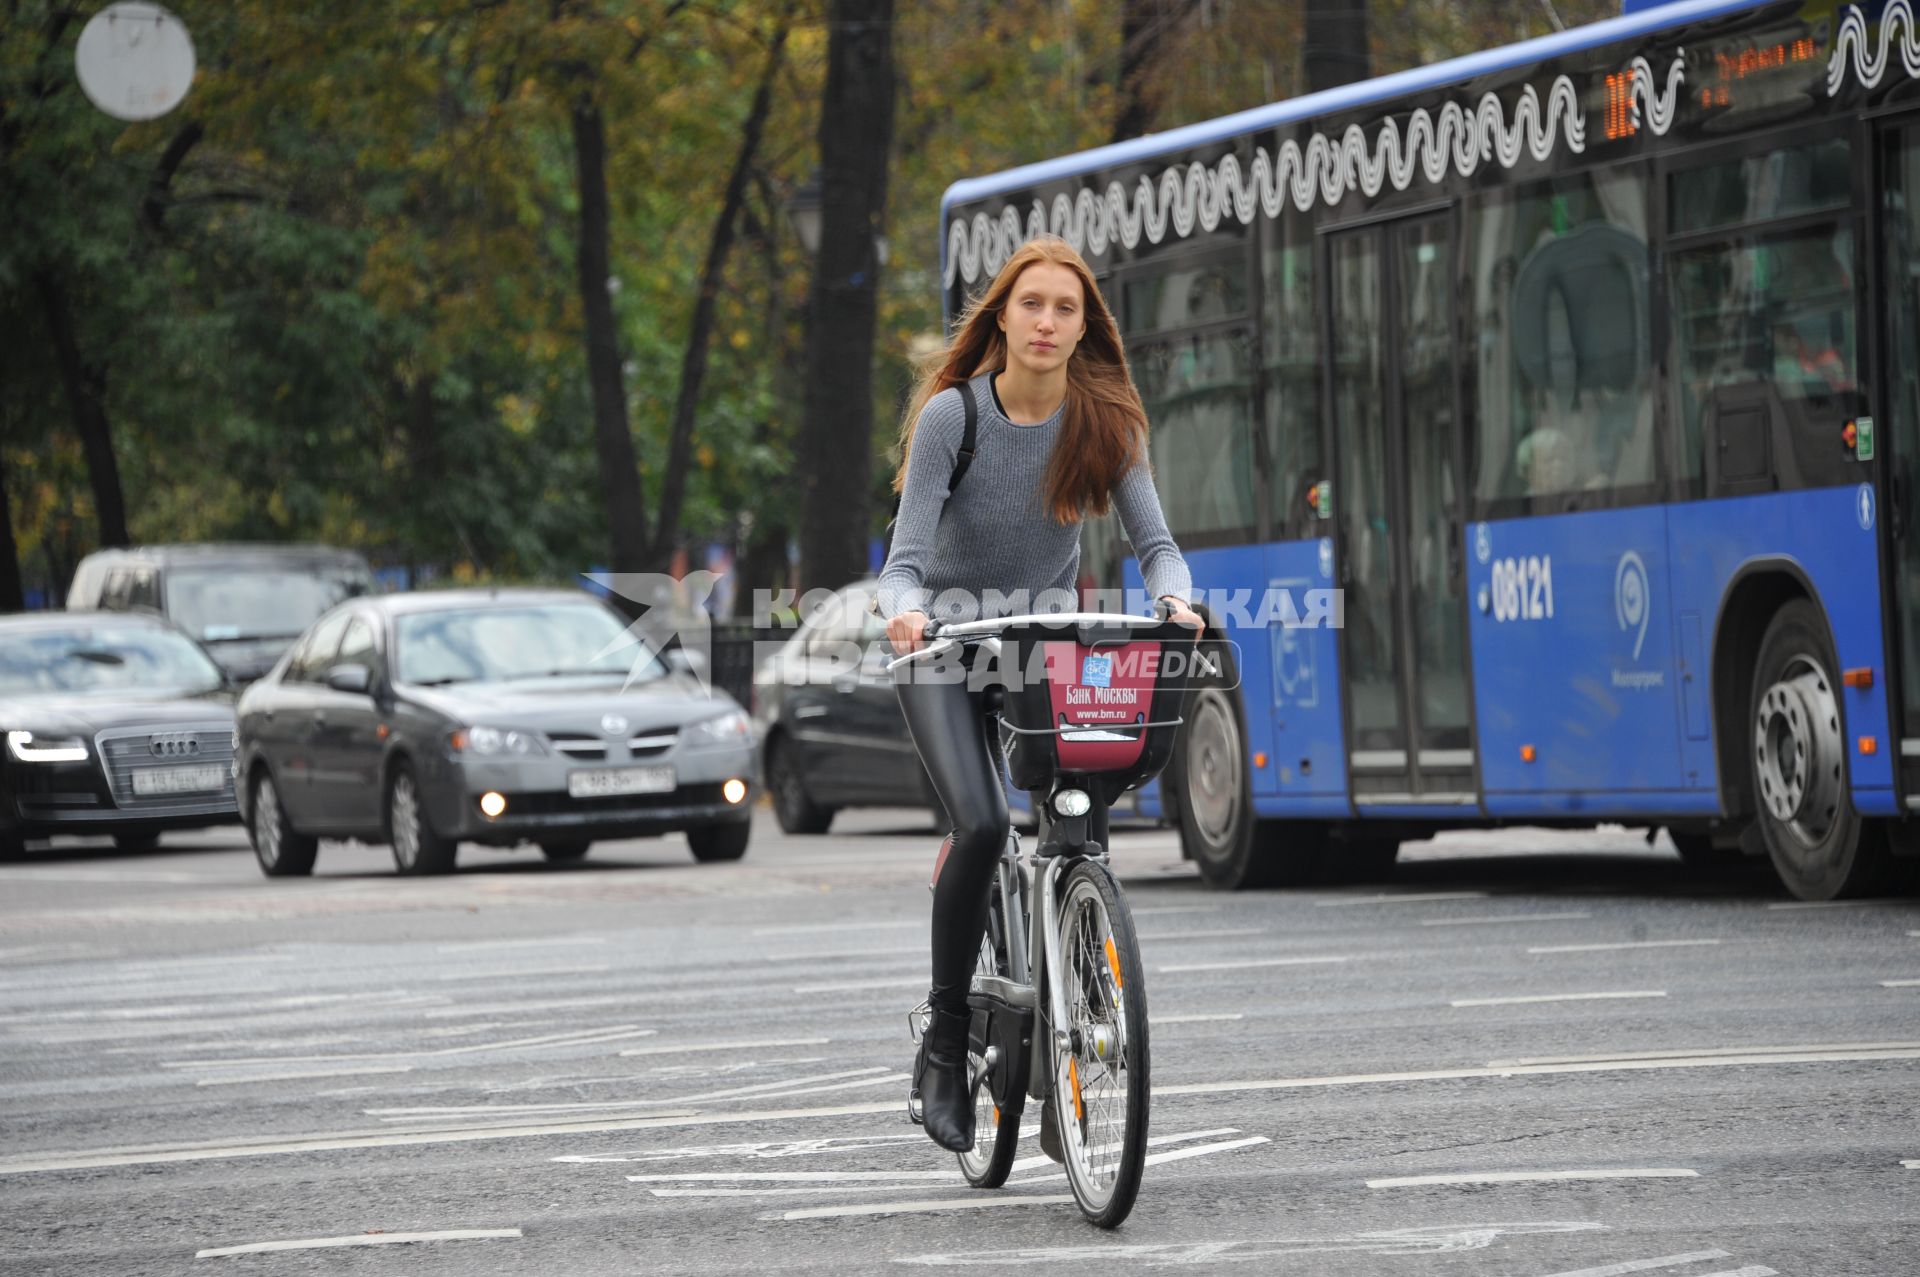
[1828,0,1920,95]
[945,59,1686,287]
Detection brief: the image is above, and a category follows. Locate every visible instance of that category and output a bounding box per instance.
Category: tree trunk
[570,95,650,576]
[653,15,791,567]
[0,455,23,612]
[1109,0,1201,144]
[797,0,895,595]
[1304,0,1371,94]
[35,269,129,548]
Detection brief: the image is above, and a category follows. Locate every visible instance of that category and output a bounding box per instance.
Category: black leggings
[893,649,1108,1017]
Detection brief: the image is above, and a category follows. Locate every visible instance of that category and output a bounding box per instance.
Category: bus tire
[1172,683,1318,888]
[1748,599,1891,900]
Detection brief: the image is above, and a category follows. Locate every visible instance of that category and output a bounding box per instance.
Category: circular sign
[74,3,195,122]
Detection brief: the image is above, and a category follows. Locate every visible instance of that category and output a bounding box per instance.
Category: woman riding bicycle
[877,236,1202,1153]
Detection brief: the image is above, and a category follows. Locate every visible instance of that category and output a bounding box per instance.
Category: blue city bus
[939,0,1920,899]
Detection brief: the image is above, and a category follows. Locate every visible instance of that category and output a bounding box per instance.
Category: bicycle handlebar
[886,609,1195,674]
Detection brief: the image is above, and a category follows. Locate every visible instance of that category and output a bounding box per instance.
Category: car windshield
[0,622,224,697]
[166,567,370,643]
[393,603,666,686]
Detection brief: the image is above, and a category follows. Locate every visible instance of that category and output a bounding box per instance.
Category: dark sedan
[234,588,755,876]
[752,581,947,834]
[0,613,238,859]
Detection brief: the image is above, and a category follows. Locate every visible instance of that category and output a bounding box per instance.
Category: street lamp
[784,173,887,265]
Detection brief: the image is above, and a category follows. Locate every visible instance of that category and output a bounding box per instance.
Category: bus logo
[1474,524,1492,565]
[1615,551,1651,661]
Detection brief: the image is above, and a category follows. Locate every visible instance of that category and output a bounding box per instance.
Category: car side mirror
[666,648,708,677]
[325,663,373,695]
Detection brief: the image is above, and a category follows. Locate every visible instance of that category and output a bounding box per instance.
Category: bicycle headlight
[7,731,89,764]
[1053,787,1092,817]
[684,710,750,749]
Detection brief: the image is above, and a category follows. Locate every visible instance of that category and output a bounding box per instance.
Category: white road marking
[1160,956,1351,974]
[1487,1041,1920,1068]
[196,1066,413,1086]
[1421,912,1592,927]
[766,946,923,961]
[436,936,607,952]
[1880,979,1920,988]
[1531,1252,1733,1277]
[726,1074,910,1102]
[1901,1159,1919,1169]
[1765,899,1885,910]
[773,1194,1076,1221]
[618,1037,830,1057]
[631,1169,959,1183]
[1006,1136,1270,1189]
[896,1222,1608,1266]
[1691,1268,1775,1276]
[435,964,611,980]
[1137,928,1269,942]
[667,1067,897,1104]
[751,920,921,936]
[554,1132,929,1164]
[789,977,925,994]
[1368,1168,1698,1188]
[1155,1014,1245,1024]
[1527,940,1722,954]
[196,1229,522,1258]
[1008,1128,1244,1175]
[5,868,205,884]
[0,990,414,1026]
[423,995,632,1018]
[1451,991,1666,1008]
[1153,1044,1920,1099]
[1129,906,1223,917]
[1316,892,1489,907]
[163,1024,656,1066]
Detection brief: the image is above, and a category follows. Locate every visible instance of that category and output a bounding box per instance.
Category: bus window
[1132,329,1260,539]
[1262,205,1321,538]
[1470,167,1654,508]
[1670,138,1851,237]
[1670,226,1858,489]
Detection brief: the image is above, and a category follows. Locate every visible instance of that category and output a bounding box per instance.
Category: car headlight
[683,709,750,749]
[449,726,547,757]
[7,731,89,764]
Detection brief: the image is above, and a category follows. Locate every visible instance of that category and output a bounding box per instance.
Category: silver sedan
[233,587,754,876]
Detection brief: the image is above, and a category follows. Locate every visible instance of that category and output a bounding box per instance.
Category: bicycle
[886,609,1200,1228]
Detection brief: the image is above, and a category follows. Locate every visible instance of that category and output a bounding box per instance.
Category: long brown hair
[891,236,1147,525]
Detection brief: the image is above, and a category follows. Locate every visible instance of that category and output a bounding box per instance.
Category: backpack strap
[948,379,979,495]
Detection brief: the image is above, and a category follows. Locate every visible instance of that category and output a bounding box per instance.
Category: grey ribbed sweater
[876,372,1193,622]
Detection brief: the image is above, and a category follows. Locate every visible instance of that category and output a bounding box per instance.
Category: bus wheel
[1173,684,1318,888]
[1749,600,1889,900]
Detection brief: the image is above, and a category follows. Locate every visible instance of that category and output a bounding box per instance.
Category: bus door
[1880,120,1920,802]
[1325,212,1477,805]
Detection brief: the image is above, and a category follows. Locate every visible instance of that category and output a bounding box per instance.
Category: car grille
[95,723,236,813]
[507,782,730,816]
[551,735,608,762]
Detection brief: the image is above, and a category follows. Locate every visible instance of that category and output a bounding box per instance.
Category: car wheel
[114,833,161,854]
[1749,600,1891,900]
[541,840,591,863]
[249,770,318,877]
[767,736,832,835]
[687,822,750,863]
[387,763,457,876]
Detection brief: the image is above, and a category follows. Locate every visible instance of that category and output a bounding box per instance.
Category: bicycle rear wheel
[958,885,1022,1188]
[1051,858,1149,1227]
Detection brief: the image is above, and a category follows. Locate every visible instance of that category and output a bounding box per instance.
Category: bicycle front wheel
[1051,858,1149,1227]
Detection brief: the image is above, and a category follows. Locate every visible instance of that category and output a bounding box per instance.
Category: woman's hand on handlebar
[1158,597,1205,632]
[887,609,930,655]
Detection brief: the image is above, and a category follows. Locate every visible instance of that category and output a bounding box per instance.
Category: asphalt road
[1,812,1916,1276]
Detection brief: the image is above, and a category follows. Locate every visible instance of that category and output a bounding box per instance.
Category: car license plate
[132,764,226,796]
[567,765,675,799]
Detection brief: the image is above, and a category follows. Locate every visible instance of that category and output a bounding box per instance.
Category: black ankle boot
[914,1005,975,1152]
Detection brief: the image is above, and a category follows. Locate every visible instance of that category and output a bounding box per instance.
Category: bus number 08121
[1491,555,1554,622]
